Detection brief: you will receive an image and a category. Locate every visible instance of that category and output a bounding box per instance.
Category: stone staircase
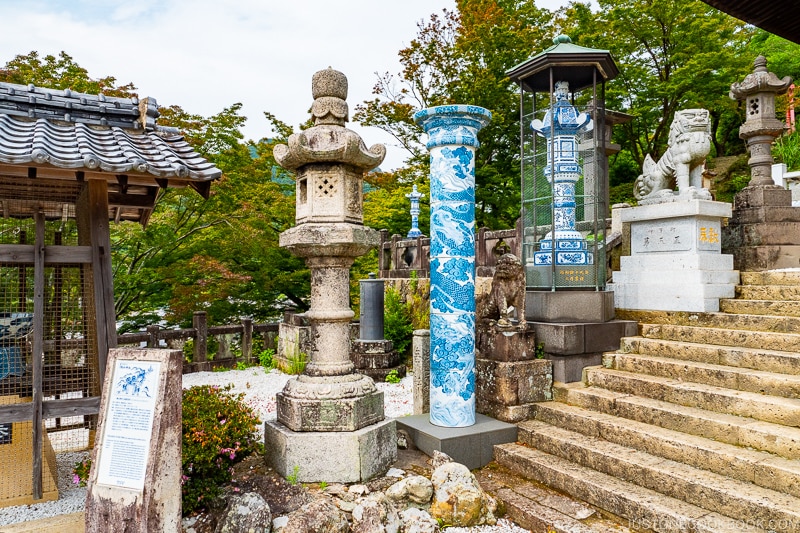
[492,271,800,532]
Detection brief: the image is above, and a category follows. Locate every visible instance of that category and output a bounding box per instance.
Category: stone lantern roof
[507,35,619,93]
[0,81,222,223]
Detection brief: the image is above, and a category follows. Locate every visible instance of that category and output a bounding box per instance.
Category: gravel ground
[0,368,527,532]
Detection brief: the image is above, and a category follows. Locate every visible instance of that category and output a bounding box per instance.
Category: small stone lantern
[729,55,792,186]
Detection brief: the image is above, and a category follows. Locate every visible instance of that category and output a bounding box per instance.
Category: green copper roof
[507,35,619,93]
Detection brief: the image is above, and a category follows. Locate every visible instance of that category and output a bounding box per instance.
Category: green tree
[356,1,554,230]
[567,0,752,162]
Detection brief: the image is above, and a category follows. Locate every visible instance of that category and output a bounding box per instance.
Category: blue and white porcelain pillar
[413,105,491,427]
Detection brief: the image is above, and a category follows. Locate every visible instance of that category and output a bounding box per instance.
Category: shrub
[72,457,91,487]
[181,384,261,514]
[384,284,413,355]
[258,348,275,370]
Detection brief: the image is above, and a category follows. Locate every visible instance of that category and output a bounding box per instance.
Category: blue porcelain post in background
[405,184,425,238]
[413,105,491,427]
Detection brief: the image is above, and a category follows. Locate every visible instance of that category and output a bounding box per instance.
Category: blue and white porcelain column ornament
[406,184,425,238]
[531,81,594,266]
[413,105,491,427]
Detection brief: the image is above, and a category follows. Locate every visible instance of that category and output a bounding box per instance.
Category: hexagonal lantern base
[276,389,385,432]
[264,419,397,483]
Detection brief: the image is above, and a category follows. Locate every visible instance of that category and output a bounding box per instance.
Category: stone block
[476,358,553,406]
[733,185,792,209]
[730,206,800,225]
[476,325,537,362]
[526,290,615,323]
[357,365,406,382]
[729,245,800,272]
[548,353,603,383]
[264,419,397,483]
[396,414,517,470]
[532,322,584,355]
[276,389,384,432]
[618,253,734,271]
[583,320,638,353]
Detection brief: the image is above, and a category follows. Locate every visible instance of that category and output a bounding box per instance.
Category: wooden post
[32,211,45,500]
[242,318,253,364]
[17,230,26,311]
[147,325,160,348]
[193,312,207,363]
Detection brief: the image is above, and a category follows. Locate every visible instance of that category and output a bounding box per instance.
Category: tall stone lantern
[264,68,397,483]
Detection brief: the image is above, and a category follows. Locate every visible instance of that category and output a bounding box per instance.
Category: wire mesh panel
[0,185,101,505]
[521,92,608,290]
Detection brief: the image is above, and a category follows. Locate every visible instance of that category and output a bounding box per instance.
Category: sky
[0,0,573,170]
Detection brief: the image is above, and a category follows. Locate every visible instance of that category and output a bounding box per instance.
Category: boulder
[429,462,496,527]
[385,476,433,505]
[352,493,401,533]
[282,498,349,533]
[215,492,272,533]
[399,508,439,533]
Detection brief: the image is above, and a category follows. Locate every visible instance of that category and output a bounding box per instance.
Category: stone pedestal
[609,200,738,312]
[722,185,800,271]
[351,339,404,381]
[475,325,552,422]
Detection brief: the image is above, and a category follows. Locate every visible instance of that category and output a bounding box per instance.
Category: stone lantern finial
[311,67,349,125]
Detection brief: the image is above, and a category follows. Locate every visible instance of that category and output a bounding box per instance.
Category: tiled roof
[0,82,222,184]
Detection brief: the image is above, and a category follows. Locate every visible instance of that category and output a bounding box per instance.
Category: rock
[385,475,433,505]
[214,491,272,533]
[349,484,370,496]
[429,462,497,527]
[427,450,453,470]
[282,498,350,533]
[352,493,401,533]
[399,508,439,533]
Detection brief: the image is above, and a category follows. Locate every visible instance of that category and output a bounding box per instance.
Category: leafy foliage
[181,385,261,514]
[384,284,414,355]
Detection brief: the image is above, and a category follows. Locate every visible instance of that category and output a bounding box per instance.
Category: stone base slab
[357,364,406,382]
[476,325,537,362]
[396,414,517,470]
[526,290,615,323]
[264,419,397,483]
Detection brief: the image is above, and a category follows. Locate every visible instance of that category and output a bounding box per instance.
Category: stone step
[639,322,800,352]
[737,284,800,301]
[619,336,800,376]
[741,271,800,286]
[494,443,768,533]
[475,464,632,532]
[584,367,800,427]
[720,298,800,317]
[531,402,800,498]
[517,421,800,528]
[555,382,800,459]
[604,352,800,398]
[618,308,800,334]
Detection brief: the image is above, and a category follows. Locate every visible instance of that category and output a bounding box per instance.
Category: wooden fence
[116,311,280,374]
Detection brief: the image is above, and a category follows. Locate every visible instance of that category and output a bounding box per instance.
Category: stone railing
[116,311,279,373]
[378,220,522,279]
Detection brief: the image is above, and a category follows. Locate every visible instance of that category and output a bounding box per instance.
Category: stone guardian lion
[633,109,712,201]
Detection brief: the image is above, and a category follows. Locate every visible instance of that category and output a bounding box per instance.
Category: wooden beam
[0,402,34,424]
[0,245,92,264]
[42,396,100,419]
[32,210,45,500]
[107,192,157,208]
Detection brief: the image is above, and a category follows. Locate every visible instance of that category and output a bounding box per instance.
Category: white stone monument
[608,109,738,312]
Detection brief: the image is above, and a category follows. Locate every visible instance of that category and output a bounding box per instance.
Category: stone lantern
[264,68,396,483]
[729,55,792,186]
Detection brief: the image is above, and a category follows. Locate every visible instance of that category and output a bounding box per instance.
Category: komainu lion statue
[633,109,712,201]
[478,253,526,328]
